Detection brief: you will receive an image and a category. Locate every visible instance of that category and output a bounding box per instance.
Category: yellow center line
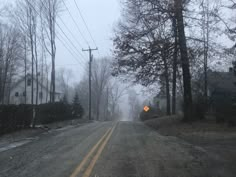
[70,127,112,177]
[82,123,116,177]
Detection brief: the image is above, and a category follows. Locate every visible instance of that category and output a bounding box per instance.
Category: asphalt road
[0,121,231,177]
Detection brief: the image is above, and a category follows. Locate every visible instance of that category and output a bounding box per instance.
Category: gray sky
[56,0,121,83]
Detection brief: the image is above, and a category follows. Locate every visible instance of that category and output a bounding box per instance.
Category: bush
[139,106,163,121]
[192,96,207,120]
[36,102,73,124]
[72,93,84,119]
[212,91,236,126]
[0,104,33,135]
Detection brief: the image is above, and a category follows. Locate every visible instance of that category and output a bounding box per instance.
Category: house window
[27,79,31,86]
[23,91,26,97]
[15,92,19,97]
[39,92,43,99]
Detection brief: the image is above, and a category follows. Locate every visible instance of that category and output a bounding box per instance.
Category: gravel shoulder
[145,116,236,176]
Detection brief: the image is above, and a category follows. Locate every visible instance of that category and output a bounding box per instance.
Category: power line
[38,0,87,61]
[55,21,87,61]
[73,0,97,47]
[58,16,84,49]
[61,0,90,46]
[56,31,87,66]
[26,0,87,66]
[57,33,87,72]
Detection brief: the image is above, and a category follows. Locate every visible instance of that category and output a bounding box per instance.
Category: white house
[10,74,62,105]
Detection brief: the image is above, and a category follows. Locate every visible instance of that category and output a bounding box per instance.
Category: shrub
[0,104,33,135]
[36,102,73,124]
[72,93,84,119]
[192,96,207,120]
[139,106,163,121]
[212,91,236,126]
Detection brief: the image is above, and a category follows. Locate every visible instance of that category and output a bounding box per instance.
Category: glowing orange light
[143,106,150,112]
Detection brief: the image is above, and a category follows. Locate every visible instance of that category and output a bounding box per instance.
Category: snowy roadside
[0,119,92,153]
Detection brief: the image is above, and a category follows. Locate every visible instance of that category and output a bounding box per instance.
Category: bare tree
[56,68,73,102]
[40,0,62,103]
[92,58,111,120]
[128,89,141,121]
[0,24,24,104]
[174,0,193,120]
[109,80,128,120]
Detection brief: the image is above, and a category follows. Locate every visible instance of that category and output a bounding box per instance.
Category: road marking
[70,127,111,177]
[82,124,116,177]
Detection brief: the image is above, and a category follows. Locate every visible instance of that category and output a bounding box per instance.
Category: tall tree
[0,24,23,104]
[172,17,178,114]
[40,0,61,103]
[72,92,84,119]
[92,58,111,120]
[113,0,175,115]
[174,0,193,121]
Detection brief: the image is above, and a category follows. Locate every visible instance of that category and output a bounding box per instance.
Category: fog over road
[0,121,232,177]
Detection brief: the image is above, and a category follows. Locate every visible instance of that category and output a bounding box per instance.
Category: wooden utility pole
[82,47,98,120]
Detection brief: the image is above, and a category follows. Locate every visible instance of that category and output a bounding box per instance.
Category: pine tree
[72,92,84,118]
[62,94,68,104]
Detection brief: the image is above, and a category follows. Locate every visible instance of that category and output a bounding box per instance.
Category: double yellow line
[70,123,116,177]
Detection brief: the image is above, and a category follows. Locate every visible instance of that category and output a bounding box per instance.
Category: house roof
[11,74,49,92]
[10,75,62,94]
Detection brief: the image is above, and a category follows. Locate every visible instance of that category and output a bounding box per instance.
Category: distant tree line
[75,58,126,121]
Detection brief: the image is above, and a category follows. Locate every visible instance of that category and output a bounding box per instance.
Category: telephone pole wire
[82,47,98,120]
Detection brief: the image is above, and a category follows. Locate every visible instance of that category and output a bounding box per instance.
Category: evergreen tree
[72,92,84,118]
[61,94,68,104]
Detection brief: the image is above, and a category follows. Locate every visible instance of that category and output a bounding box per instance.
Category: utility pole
[82,47,98,120]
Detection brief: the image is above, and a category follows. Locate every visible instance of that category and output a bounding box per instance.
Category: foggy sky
[56,0,121,84]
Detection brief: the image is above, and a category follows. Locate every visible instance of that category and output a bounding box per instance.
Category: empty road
[0,121,232,177]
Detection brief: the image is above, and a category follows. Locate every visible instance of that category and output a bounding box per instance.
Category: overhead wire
[73,0,101,57]
[61,0,90,46]
[56,31,85,65]
[40,0,88,65]
[58,16,84,50]
[73,0,97,47]
[37,0,87,61]
[26,0,88,72]
[54,20,87,62]
[56,33,87,72]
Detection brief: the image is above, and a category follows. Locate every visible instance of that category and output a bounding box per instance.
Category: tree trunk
[0,40,3,104]
[7,70,13,105]
[49,10,56,103]
[51,57,55,102]
[24,37,27,104]
[40,52,44,104]
[175,0,193,121]
[46,63,49,103]
[202,0,209,105]
[96,97,100,121]
[172,18,178,115]
[2,56,10,104]
[34,31,39,105]
[163,47,171,115]
[29,19,34,105]
[29,8,36,128]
